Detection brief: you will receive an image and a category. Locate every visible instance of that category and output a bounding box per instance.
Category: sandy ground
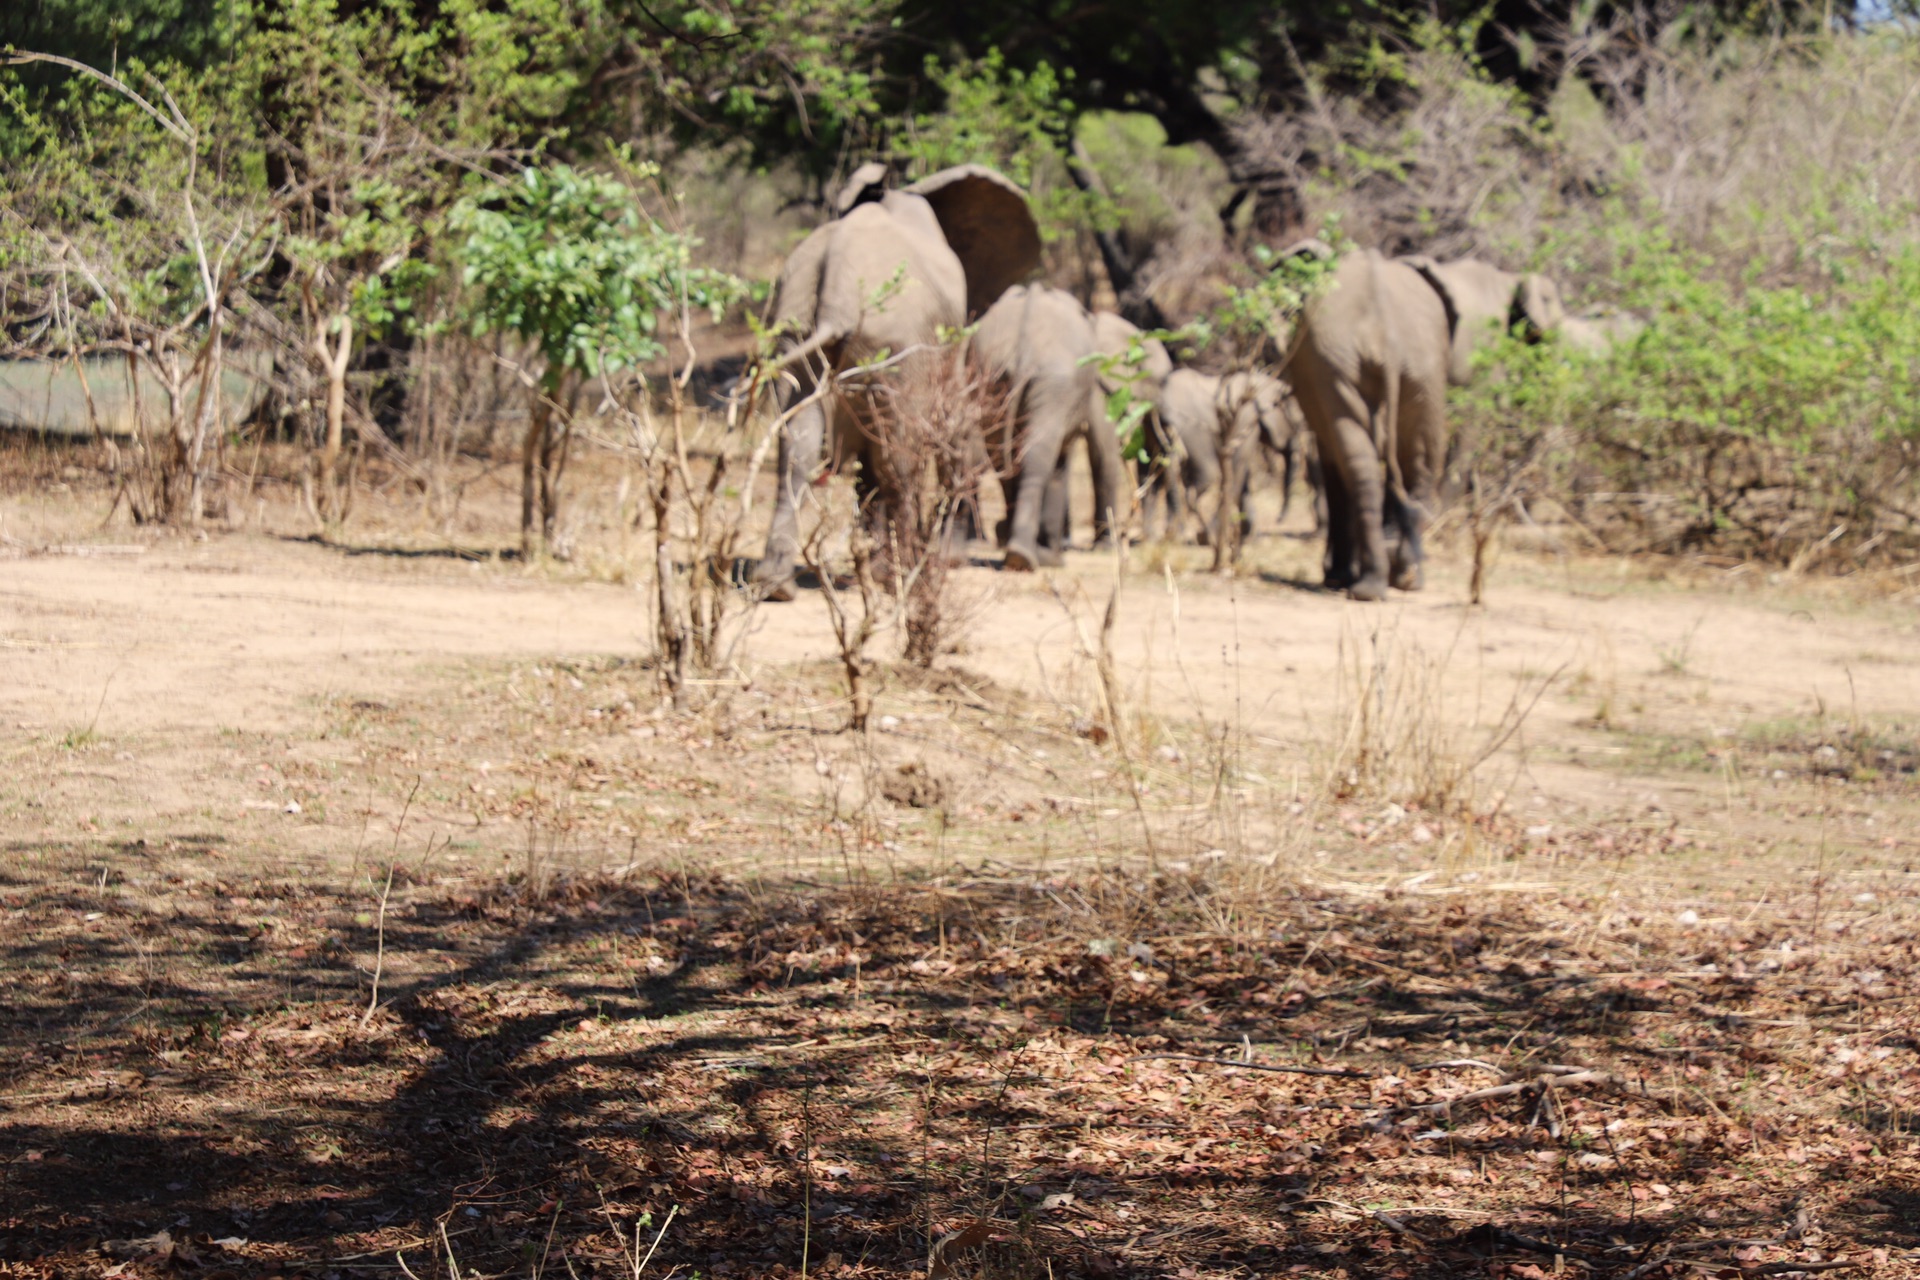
[4,483,1917,896]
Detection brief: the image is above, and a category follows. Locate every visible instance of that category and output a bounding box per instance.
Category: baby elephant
[1146,369,1300,560]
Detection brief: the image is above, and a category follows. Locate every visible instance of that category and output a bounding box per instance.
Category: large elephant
[1397,255,1567,385]
[1147,368,1299,556]
[1285,247,1452,601]
[970,284,1126,571]
[754,163,1041,600]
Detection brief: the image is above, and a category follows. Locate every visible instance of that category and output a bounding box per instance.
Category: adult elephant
[1396,255,1567,385]
[971,284,1126,571]
[754,162,1041,600]
[1149,368,1299,557]
[1285,246,1451,601]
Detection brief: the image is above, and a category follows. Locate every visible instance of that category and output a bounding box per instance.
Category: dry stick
[1412,1070,1619,1114]
[361,778,421,1029]
[633,1204,677,1280]
[1124,1053,1369,1080]
[439,1219,462,1280]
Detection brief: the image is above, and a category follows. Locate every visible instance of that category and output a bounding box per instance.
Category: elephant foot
[1347,573,1389,603]
[751,558,798,603]
[1003,542,1063,572]
[1390,561,1425,592]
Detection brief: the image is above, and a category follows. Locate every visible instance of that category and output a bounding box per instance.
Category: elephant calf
[1144,368,1300,557]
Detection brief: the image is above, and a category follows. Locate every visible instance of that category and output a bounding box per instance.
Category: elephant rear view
[971,285,1125,571]
[1150,368,1296,559]
[754,164,1041,600]
[1287,248,1452,600]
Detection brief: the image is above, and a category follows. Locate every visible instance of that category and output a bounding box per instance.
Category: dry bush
[600,364,761,711]
[863,346,1003,668]
[1319,618,1558,817]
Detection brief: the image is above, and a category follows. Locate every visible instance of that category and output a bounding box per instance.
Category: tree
[451,159,744,556]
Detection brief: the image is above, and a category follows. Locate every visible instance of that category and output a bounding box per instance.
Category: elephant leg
[1085,394,1128,551]
[1233,447,1257,552]
[1041,450,1071,552]
[1279,434,1300,526]
[1389,374,1444,593]
[1388,492,1428,592]
[939,429,990,556]
[1322,412,1389,601]
[1141,414,1175,541]
[1318,454,1355,588]
[1004,381,1072,572]
[754,389,828,601]
[1186,444,1222,549]
[1309,449,1330,536]
[851,437,902,588]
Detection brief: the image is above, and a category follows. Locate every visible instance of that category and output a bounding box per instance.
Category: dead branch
[1124,1053,1370,1079]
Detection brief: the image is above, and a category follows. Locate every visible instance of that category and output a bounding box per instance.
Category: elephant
[1146,368,1300,557]
[970,284,1127,571]
[1089,311,1174,543]
[1397,254,1567,385]
[753,162,1041,600]
[1283,246,1452,601]
[1560,306,1646,357]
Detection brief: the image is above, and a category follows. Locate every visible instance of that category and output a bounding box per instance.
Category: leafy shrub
[1459,220,1920,565]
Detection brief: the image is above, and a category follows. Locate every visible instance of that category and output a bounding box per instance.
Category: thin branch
[1124,1053,1370,1079]
[3,52,193,144]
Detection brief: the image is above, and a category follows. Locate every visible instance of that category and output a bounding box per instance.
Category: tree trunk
[313,313,353,532]
[1064,140,1171,330]
[521,392,551,557]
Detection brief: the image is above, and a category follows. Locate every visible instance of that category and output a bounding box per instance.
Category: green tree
[451,159,745,555]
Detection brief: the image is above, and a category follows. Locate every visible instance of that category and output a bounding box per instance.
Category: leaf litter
[3,854,1919,1280]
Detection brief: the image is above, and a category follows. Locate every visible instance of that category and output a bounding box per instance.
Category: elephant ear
[1514,273,1566,337]
[833,161,891,217]
[904,165,1042,318]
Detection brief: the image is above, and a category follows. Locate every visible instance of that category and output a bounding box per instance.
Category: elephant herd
[752,163,1640,603]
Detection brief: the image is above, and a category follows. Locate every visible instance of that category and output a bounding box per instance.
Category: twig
[635,1204,677,1279]
[1413,1070,1618,1114]
[361,778,420,1029]
[1124,1053,1369,1079]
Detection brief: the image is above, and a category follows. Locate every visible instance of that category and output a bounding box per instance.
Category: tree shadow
[0,871,1901,1279]
[277,534,523,562]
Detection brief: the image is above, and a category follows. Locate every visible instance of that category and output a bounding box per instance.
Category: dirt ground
[3,444,1918,1280]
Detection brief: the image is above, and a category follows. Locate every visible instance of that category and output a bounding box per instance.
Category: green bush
[1459,219,1920,564]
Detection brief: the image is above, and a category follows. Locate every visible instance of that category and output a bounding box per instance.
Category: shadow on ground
[2,855,1914,1278]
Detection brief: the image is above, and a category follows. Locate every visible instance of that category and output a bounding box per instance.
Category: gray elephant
[1560,306,1646,357]
[1147,368,1299,557]
[970,284,1127,571]
[1397,255,1567,385]
[1284,246,1452,601]
[1088,311,1173,544]
[1399,253,1646,365]
[754,163,1041,600]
